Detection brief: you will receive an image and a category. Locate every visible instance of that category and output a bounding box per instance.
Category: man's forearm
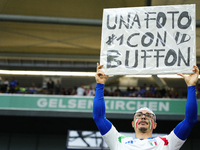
[174,85,197,140]
[93,83,112,135]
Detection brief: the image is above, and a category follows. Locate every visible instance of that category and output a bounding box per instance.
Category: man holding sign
[93,63,198,149]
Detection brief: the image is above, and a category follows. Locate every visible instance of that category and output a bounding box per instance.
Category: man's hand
[177,65,199,86]
[95,63,109,84]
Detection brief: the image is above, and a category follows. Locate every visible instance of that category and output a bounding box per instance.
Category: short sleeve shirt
[102,125,185,150]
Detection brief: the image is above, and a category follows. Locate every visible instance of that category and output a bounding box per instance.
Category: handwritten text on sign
[100,4,196,75]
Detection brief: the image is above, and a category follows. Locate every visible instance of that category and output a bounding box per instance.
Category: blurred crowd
[104,84,186,98]
[0,77,195,99]
[0,77,96,96]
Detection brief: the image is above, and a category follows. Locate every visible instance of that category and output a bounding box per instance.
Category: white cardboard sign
[100,4,196,75]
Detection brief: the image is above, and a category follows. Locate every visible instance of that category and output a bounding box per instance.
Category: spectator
[126,86,132,96]
[41,80,47,94]
[72,86,77,95]
[93,64,199,150]
[76,84,85,96]
[67,87,73,95]
[15,81,20,93]
[9,77,17,93]
[108,87,114,96]
[1,78,9,93]
[104,88,109,96]
[149,84,156,94]
[130,87,139,97]
[171,88,179,98]
[61,88,67,95]
[87,86,95,96]
[139,84,147,97]
[29,83,37,94]
[114,86,121,96]
[55,80,62,94]
[42,80,47,90]
[47,78,54,94]
[160,86,166,97]
[155,89,162,98]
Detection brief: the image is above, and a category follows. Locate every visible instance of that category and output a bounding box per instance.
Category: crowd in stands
[3,77,200,98]
[0,77,198,99]
[103,84,185,98]
[0,77,96,96]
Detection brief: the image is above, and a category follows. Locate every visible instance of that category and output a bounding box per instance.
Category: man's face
[132,110,156,133]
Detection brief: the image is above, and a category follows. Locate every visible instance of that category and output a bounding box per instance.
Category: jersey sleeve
[93,83,112,135]
[174,85,197,140]
[102,125,123,150]
[159,130,185,150]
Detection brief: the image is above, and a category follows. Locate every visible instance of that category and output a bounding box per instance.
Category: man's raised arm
[174,65,199,140]
[93,63,112,135]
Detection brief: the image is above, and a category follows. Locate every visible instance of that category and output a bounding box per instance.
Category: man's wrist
[187,85,196,87]
[97,82,105,85]
[96,83,105,88]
